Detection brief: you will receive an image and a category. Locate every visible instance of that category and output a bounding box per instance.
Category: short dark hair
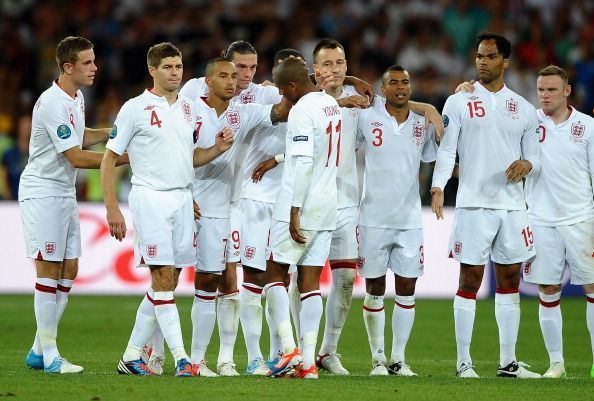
[272,57,310,86]
[312,38,345,63]
[382,65,408,83]
[147,42,182,68]
[205,56,233,77]
[56,36,94,73]
[273,48,304,66]
[476,32,512,59]
[224,40,257,59]
[537,65,568,85]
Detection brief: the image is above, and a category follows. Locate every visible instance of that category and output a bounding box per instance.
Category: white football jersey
[358,96,437,229]
[181,79,282,203]
[432,82,540,210]
[273,91,341,230]
[106,90,197,191]
[193,98,273,218]
[336,85,362,208]
[526,107,594,226]
[19,81,85,200]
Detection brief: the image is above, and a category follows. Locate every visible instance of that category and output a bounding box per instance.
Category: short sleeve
[179,78,208,102]
[39,102,81,154]
[106,101,136,155]
[287,106,315,158]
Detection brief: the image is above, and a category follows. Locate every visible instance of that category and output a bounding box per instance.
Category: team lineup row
[19,32,593,380]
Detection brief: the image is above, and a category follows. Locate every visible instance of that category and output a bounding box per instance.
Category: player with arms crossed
[101,43,233,377]
[265,58,341,379]
[21,36,127,374]
[523,66,594,378]
[431,32,541,379]
[357,65,437,376]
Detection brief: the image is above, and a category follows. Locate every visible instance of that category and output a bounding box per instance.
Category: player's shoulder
[180,77,207,100]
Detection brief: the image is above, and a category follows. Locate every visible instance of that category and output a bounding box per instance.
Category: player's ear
[148,65,156,78]
[502,58,509,70]
[564,84,571,98]
[63,62,73,75]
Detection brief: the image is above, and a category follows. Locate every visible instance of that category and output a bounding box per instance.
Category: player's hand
[106,208,127,241]
[215,127,234,152]
[193,201,202,220]
[455,80,475,93]
[252,157,278,182]
[315,69,334,90]
[505,160,532,183]
[260,79,275,87]
[353,79,375,103]
[289,207,306,245]
[424,106,444,141]
[337,95,370,109]
[430,187,445,220]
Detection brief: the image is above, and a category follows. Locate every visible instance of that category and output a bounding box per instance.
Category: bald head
[272,58,310,87]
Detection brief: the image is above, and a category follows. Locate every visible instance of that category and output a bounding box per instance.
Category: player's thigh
[389,228,424,278]
[329,206,359,260]
[196,216,228,273]
[300,229,332,267]
[449,208,500,265]
[561,219,594,285]
[20,197,78,262]
[171,189,197,269]
[523,225,565,285]
[240,199,273,272]
[226,200,242,263]
[128,186,176,267]
[357,225,391,279]
[491,209,535,264]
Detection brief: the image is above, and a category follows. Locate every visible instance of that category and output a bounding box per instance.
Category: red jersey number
[150,110,163,128]
[325,120,342,167]
[372,128,383,147]
[467,101,485,118]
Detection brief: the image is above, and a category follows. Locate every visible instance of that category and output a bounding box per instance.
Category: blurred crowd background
[1,0,593,203]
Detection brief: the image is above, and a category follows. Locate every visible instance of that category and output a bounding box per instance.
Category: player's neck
[324,85,343,99]
[479,77,504,93]
[151,86,178,105]
[385,102,410,124]
[546,104,571,124]
[57,74,80,99]
[207,94,230,116]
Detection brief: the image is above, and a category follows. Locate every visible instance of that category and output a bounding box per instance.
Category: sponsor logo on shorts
[454,241,462,255]
[442,115,449,128]
[45,242,56,256]
[523,262,531,275]
[226,111,240,128]
[293,135,308,142]
[244,246,256,260]
[147,244,158,258]
[357,256,365,269]
[241,94,255,104]
[109,125,117,139]
[56,124,71,139]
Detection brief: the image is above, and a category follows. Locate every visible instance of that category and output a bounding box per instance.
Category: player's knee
[366,277,386,296]
[395,277,416,296]
[195,272,220,292]
[539,284,562,295]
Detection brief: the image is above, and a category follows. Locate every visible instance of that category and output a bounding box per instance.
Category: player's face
[207,61,237,101]
[150,56,183,93]
[537,74,571,115]
[231,52,257,91]
[313,47,347,90]
[381,70,411,108]
[68,49,97,87]
[475,39,508,84]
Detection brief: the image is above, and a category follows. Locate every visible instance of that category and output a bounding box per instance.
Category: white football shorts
[523,219,594,285]
[129,186,196,268]
[196,216,229,273]
[226,200,242,263]
[267,219,331,267]
[329,206,359,260]
[240,198,273,271]
[449,208,535,265]
[357,225,424,279]
[20,197,81,262]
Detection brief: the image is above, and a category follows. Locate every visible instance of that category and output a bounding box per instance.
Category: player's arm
[82,127,110,147]
[409,102,444,140]
[344,76,374,102]
[290,154,312,245]
[430,97,461,219]
[252,154,284,183]
[193,127,234,167]
[100,149,126,241]
[507,109,541,183]
[62,146,128,169]
[270,97,293,124]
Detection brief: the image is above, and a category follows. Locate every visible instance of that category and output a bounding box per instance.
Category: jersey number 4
[325,120,342,167]
[150,110,163,128]
[467,101,485,118]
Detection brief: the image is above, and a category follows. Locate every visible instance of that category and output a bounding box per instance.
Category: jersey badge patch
[506,99,519,119]
[241,94,255,104]
[413,123,425,144]
[182,101,192,122]
[442,115,449,128]
[293,135,308,142]
[454,241,462,255]
[45,242,56,256]
[147,244,158,258]
[571,122,585,143]
[109,125,117,139]
[244,246,256,260]
[56,124,71,139]
[226,111,240,128]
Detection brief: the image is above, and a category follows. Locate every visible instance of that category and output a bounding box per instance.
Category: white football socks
[319,266,355,355]
[217,290,240,365]
[539,291,563,364]
[299,290,323,369]
[454,292,476,369]
[190,290,217,364]
[391,294,415,363]
[495,290,520,367]
[240,283,264,362]
[363,293,385,363]
[266,282,296,354]
[34,278,60,366]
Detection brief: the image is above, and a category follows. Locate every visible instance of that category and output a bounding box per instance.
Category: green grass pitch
[1,295,592,401]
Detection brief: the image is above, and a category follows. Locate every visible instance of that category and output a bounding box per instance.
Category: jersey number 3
[150,110,163,128]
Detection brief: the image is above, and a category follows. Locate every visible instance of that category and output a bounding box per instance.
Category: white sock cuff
[453,295,476,310]
[494,292,520,304]
[219,289,240,300]
[153,291,174,301]
[395,294,415,308]
[195,290,217,302]
[364,293,384,311]
[538,291,561,304]
[242,282,263,295]
[57,279,74,292]
[264,282,285,293]
[300,290,321,301]
[586,293,594,303]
